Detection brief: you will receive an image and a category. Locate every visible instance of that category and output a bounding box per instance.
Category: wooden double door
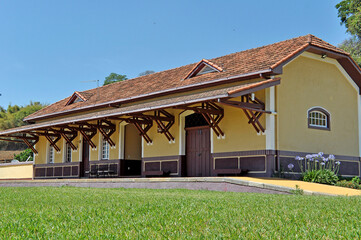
[80,140,90,177]
[186,126,212,177]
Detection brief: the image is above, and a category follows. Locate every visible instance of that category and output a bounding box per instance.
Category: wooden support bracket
[11,134,39,154]
[132,118,153,144]
[97,120,116,147]
[59,128,78,150]
[175,102,225,137]
[78,128,97,149]
[61,123,98,149]
[219,94,269,133]
[153,110,175,141]
[44,131,61,152]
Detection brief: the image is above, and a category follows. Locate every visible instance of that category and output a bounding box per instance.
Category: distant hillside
[0,102,47,151]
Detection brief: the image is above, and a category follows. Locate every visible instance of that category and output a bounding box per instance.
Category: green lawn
[0,187,360,239]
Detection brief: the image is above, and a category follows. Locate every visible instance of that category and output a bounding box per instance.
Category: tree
[139,70,155,77]
[0,101,46,130]
[0,101,47,151]
[103,73,128,86]
[338,37,361,66]
[336,0,361,39]
[14,148,33,162]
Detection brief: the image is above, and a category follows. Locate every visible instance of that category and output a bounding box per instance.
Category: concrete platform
[0,177,359,196]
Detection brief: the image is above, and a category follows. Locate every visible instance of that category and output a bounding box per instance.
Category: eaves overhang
[2,78,280,136]
[24,69,274,122]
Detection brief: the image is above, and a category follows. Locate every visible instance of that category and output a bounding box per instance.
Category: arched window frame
[307,107,330,130]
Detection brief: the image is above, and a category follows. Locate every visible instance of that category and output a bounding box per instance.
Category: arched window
[308,107,330,130]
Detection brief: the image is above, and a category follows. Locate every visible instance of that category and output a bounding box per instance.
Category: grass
[0,187,360,239]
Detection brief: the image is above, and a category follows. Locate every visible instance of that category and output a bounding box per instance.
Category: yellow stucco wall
[35,134,82,164]
[71,134,81,162]
[35,136,47,164]
[143,109,180,157]
[0,162,33,179]
[54,140,63,163]
[277,53,359,156]
[213,90,266,153]
[124,124,142,160]
[90,131,100,161]
[109,120,120,160]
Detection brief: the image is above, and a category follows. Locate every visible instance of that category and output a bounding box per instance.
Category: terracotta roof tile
[25,34,349,121]
[1,78,280,135]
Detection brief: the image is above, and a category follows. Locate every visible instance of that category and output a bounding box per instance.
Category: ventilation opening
[185,113,208,128]
[197,65,217,75]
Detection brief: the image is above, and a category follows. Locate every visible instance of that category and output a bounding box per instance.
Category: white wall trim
[33,144,37,162]
[306,106,331,118]
[178,110,193,155]
[98,134,102,160]
[79,135,83,162]
[62,138,66,163]
[46,141,49,163]
[118,122,126,159]
[141,136,144,158]
[266,86,276,150]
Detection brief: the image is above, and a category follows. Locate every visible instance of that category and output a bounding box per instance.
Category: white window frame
[197,65,217,75]
[48,145,54,163]
[65,143,72,163]
[307,107,330,130]
[101,137,109,160]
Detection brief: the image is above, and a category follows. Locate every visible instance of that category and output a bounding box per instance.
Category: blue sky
[0,0,349,107]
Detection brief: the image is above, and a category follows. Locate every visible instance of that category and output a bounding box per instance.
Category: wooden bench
[87,164,118,178]
[213,168,242,176]
[144,171,164,177]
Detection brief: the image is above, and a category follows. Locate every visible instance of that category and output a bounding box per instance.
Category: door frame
[185,125,212,177]
[80,139,90,177]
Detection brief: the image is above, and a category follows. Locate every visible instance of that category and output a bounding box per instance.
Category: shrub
[335,177,361,190]
[351,176,360,185]
[303,169,339,185]
[335,180,361,189]
[14,149,33,162]
[293,152,341,185]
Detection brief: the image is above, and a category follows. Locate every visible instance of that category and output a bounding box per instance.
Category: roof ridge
[25,34,360,122]
[62,34,313,98]
[210,34,311,63]
[308,35,349,55]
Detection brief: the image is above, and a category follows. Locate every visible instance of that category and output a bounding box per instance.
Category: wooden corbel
[219,94,270,133]
[44,131,61,152]
[153,110,175,142]
[59,128,78,150]
[97,120,116,147]
[174,102,225,137]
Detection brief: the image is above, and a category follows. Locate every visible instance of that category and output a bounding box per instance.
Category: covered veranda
[0,78,280,179]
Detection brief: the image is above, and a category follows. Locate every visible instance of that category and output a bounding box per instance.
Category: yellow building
[1,34,361,178]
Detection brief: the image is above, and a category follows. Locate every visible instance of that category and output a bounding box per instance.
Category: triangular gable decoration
[185,59,223,79]
[65,91,87,106]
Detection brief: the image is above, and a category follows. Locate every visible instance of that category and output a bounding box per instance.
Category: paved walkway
[0,177,360,196]
[231,177,361,196]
